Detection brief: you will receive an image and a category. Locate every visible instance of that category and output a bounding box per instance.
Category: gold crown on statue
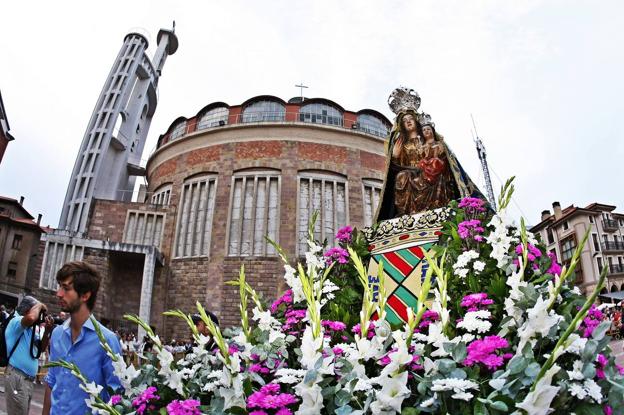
[388,87,421,115]
[417,112,434,127]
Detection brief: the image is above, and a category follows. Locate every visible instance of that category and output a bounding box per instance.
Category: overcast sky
[1,1,623,228]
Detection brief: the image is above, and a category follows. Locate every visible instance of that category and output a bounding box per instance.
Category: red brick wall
[145,135,385,339]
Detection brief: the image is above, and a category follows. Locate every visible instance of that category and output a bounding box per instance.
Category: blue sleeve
[102,333,122,392]
[44,327,60,388]
[7,316,25,338]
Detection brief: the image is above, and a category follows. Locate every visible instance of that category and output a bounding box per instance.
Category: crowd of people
[603,303,624,339]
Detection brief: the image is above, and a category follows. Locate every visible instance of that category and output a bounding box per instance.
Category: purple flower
[457,220,485,242]
[352,322,376,339]
[270,290,293,314]
[464,336,509,370]
[247,383,298,410]
[579,304,605,338]
[458,197,487,214]
[546,252,562,276]
[322,320,347,331]
[461,293,494,311]
[166,399,202,415]
[336,226,353,244]
[324,247,350,265]
[132,386,160,414]
[109,395,122,405]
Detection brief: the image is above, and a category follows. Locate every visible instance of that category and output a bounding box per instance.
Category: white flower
[295,382,324,415]
[252,307,282,332]
[454,267,469,279]
[420,394,437,408]
[452,391,475,401]
[563,334,588,355]
[583,379,603,403]
[457,310,492,333]
[485,211,518,269]
[111,355,140,390]
[307,240,323,253]
[431,378,479,401]
[567,360,585,381]
[473,260,486,273]
[516,295,563,353]
[275,368,306,384]
[305,251,325,270]
[284,264,305,302]
[516,364,561,415]
[370,372,410,414]
[569,382,587,400]
[79,381,103,397]
[572,286,582,295]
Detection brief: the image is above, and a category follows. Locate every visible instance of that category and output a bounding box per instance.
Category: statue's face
[402,113,417,132]
[422,125,434,139]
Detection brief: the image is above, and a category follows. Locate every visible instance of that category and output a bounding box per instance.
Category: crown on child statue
[417,112,434,127]
[388,87,421,115]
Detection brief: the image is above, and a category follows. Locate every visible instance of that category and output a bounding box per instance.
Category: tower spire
[58,28,178,233]
[471,114,497,211]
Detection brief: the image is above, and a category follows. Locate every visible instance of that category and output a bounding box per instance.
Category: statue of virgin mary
[375,87,487,222]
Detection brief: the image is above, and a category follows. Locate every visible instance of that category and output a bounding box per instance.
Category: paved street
[0,380,45,415]
[0,340,620,415]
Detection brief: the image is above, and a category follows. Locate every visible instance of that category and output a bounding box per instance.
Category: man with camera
[42,261,121,415]
[4,295,53,415]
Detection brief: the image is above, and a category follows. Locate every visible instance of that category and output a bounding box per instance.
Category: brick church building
[32,95,391,339]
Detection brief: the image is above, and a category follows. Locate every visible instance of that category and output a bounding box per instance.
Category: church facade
[32,95,391,339]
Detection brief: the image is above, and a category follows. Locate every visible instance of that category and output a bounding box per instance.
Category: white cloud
[1,0,623,226]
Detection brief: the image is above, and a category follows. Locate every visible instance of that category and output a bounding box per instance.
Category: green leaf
[334,389,352,407]
[304,369,318,385]
[524,362,541,378]
[401,408,420,415]
[591,320,611,341]
[489,401,508,412]
[575,403,605,415]
[474,400,489,415]
[508,356,528,375]
[335,405,354,415]
[452,343,467,363]
[437,359,456,373]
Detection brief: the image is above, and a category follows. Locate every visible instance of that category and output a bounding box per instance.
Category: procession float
[51,88,624,415]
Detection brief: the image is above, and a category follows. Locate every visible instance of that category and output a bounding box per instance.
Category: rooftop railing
[602,218,619,231]
[609,264,624,275]
[159,111,391,149]
[601,241,624,252]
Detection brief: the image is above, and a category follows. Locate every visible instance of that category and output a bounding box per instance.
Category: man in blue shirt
[43,261,122,415]
[4,296,51,415]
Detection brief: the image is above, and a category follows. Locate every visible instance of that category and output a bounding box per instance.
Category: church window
[297,171,348,254]
[174,175,217,258]
[227,170,280,256]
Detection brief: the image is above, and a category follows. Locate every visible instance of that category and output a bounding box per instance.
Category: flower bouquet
[50,178,624,415]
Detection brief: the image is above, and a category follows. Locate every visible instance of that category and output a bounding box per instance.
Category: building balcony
[601,241,624,253]
[609,264,624,275]
[602,219,619,232]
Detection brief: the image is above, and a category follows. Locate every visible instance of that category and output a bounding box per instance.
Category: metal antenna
[172,21,176,33]
[295,82,308,101]
[471,114,497,211]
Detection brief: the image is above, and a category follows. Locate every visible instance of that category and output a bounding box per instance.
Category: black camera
[35,309,47,325]
[53,316,65,325]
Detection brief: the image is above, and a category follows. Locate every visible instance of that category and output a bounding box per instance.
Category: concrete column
[138,251,156,338]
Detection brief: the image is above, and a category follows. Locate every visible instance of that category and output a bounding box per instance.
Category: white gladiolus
[516,296,563,353]
[516,364,561,415]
